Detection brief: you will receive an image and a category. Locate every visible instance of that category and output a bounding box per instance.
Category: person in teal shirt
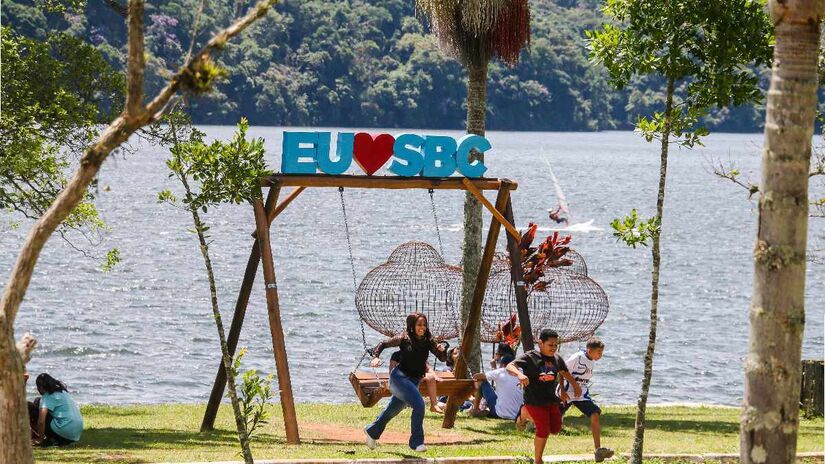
[31,373,83,446]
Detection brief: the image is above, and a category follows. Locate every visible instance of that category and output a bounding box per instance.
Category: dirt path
[300,422,474,444]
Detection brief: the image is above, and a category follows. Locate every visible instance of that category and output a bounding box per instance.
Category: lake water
[4,128,823,407]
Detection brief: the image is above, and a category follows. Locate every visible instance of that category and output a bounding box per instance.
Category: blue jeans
[479,380,499,417]
[366,367,425,449]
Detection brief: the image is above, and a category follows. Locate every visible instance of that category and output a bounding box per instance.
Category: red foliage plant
[519,223,573,294]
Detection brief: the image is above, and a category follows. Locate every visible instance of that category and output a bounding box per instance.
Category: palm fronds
[415,0,531,68]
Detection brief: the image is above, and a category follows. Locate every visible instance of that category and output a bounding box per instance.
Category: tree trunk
[630,76,674,464]
[459,63,489,374]
[741,1,822,462]
[0,330,33,464]
[185,193,254,464]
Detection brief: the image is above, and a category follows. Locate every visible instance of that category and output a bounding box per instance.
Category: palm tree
[742,1,824,462]
[416,0,531,376]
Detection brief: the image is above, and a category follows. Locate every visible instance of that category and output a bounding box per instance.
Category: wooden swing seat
[349,370,476,408]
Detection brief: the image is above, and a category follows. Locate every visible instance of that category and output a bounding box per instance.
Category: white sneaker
[364,428,377,449]
[412,444,427,452]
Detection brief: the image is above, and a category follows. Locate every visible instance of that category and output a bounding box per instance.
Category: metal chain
[428,188,445,257]
[339,187,371,360]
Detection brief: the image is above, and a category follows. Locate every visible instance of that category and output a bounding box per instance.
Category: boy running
[507,329,580,464]
[559,338,614,462]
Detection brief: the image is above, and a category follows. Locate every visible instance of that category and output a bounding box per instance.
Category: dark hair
[36,373,67,394]
[406,313,432,341]
[496,342,516,358]
[499,354,515,366]
[586,337,605,350]
[539,328,559,342]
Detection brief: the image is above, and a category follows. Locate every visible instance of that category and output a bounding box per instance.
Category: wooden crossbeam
[462,178,521,242]
[261,174,517,191]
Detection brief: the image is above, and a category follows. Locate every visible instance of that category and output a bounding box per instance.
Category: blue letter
[422,135,457,177]
[282,132,320,174]
[455,134,490,178]
[389,133,425,177]
[317,132,353,175]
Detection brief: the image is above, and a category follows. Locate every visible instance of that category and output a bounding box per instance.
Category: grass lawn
[33,403,824,463]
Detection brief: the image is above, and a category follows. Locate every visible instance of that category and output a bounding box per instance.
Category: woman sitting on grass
[29,373,84,446]
[365,312,448,452]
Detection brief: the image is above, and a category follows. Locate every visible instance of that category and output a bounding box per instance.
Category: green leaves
[165,117,270,212]
[610,209,660,248]
[228,347,275,442]
[588,0,772,145]
[101,248,121,273]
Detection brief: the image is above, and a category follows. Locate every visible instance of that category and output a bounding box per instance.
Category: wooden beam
[249,186,306,238]
[442,184,511,429]
[201,186,279,431]
[261,174,517,191]
[462,178,521,242]
[504,197,535,351]
[267,186,305,224]
[253,188,300,444]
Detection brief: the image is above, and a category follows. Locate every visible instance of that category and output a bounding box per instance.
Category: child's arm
[34,406,47,444]
[560,370,582,398]
[506,363,529,386]
[370,335,404,367]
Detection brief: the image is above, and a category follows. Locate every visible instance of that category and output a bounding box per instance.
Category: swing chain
[428,188,445,257]
[339,187,372,361]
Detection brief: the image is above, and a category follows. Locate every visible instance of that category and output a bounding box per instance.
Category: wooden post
[503,197,534,351]
[201,187,279,431]
[442,185,511,429]
[253,188,300,444]
[801,359,824,417]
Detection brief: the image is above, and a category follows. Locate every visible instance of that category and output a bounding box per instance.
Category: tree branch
[102,0,128,18]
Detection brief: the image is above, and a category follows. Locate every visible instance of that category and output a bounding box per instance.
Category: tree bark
[459,63,489,375]
[0,3,276,462]
[182,177,253,464]
[741,1,823,463]
[630,76,674,464]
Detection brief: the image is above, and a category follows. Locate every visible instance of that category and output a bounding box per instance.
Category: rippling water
[4,128,823,407]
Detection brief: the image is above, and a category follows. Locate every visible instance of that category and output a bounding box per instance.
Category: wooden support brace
[201,186,279,431]
[253,187,300,444]
[504,198,534,351]
[442,182,512,429]
[462,178,521,243]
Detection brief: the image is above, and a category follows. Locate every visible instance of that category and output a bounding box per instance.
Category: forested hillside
[2,0,768,131]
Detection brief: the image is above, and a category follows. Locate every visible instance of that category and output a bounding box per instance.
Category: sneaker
[364,428,377,450]
[594,447,614,462]
[412,444,427,452]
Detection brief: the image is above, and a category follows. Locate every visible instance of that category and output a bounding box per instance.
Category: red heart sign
[353,133,395,176]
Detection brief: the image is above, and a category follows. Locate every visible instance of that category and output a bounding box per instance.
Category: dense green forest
[2,0,769,131]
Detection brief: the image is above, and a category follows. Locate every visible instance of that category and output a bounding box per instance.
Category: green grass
[33,403,823,463]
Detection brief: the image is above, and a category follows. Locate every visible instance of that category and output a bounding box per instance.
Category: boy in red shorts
[507,328,581,464]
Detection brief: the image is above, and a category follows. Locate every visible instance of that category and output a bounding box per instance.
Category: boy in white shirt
[468,343,523,420]
[559,338,614,462]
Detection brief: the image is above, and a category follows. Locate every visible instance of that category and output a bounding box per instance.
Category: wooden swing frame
[199,174,535,444]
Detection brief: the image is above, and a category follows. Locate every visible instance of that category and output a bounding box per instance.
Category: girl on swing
[365,312,448,452]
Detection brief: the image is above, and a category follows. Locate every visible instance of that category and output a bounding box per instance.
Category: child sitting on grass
[29,373,83,446]
[468,343,523,420]
[558,337,614,462]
